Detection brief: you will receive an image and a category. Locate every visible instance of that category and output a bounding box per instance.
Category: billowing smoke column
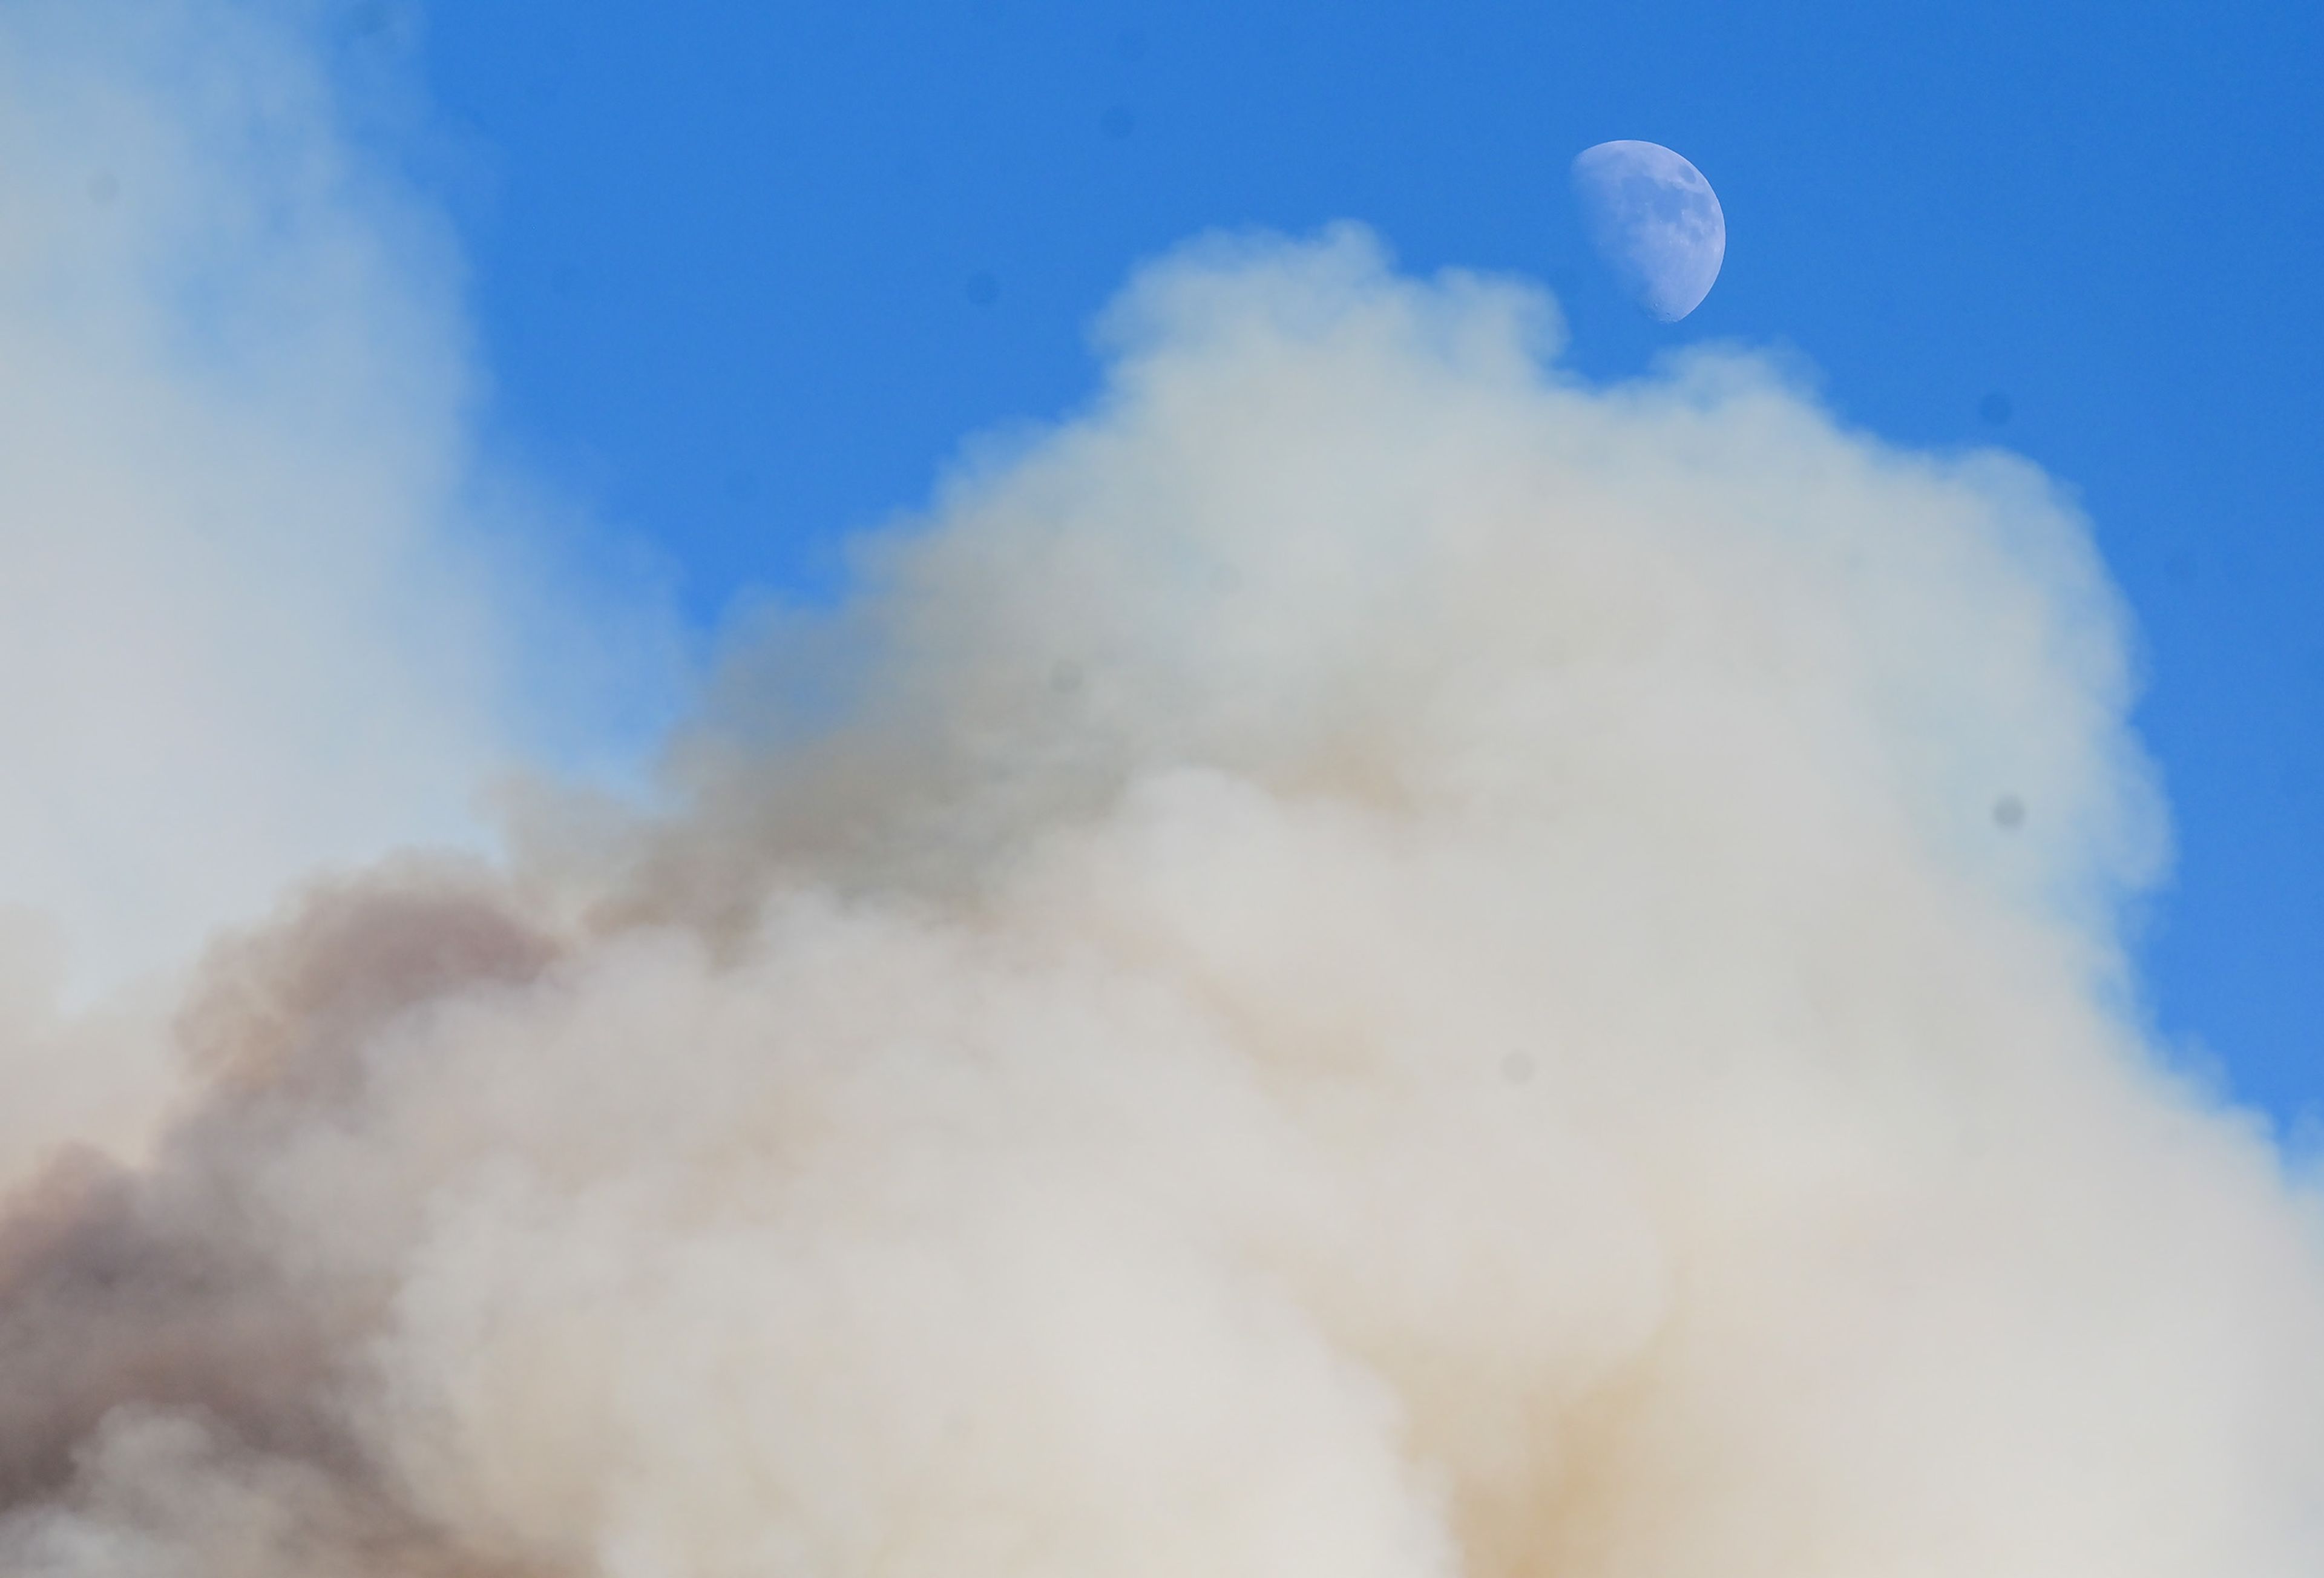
[5,10,2324,1578]
[2,224,2320,1574]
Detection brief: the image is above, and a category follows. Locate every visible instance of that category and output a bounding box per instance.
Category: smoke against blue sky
[402,0,2324,1121]
[4,6,2324,1567]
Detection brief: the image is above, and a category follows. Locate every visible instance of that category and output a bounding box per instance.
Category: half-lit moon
[1570,140,1725,321]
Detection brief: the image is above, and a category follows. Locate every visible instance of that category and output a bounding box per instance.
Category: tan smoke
[4,10,2324,1578]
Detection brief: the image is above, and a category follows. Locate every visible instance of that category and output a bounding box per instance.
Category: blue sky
[395,0,2320,1118]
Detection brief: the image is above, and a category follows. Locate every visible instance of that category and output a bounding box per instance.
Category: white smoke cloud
[1,8,2321,1578]
[0,0,668,1177]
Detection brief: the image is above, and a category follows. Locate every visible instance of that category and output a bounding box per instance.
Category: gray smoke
[3,8,2323,1578]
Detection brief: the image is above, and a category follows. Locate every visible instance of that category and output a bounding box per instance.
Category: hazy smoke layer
[0,0,663,1182]
[0,212,2319,1575]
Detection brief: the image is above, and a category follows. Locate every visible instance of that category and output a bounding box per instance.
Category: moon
[1570,141,1725,321]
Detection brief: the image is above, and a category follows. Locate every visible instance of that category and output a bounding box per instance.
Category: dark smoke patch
[0,868,562,1574]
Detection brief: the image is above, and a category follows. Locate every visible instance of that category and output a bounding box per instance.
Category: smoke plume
[4,9,2324,1578]
[0,0,666,1182]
